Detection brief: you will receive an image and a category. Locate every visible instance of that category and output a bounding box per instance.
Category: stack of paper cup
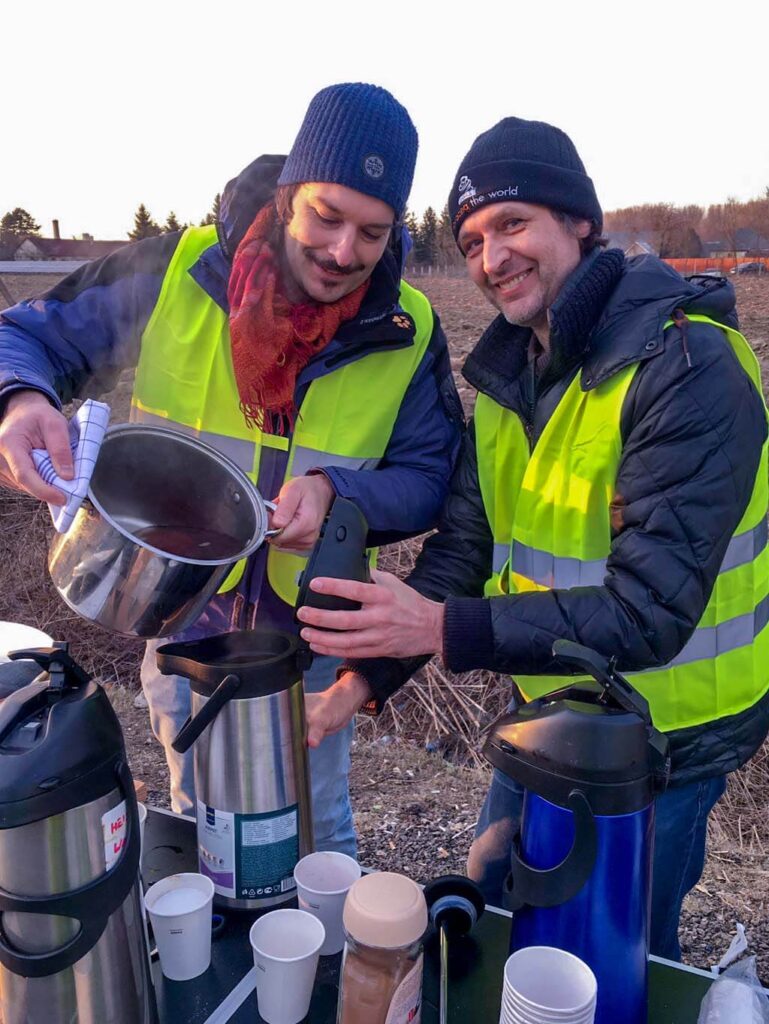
[293,851,361,955]
[144,872,215,981]
[249,909,325,1024]
[500,946,597,1024]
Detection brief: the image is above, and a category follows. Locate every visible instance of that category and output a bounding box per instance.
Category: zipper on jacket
[525,359,537,448]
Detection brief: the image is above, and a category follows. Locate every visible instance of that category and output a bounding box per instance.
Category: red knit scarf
[227,204,369,431]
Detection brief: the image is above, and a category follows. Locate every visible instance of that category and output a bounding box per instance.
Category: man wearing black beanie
[298,117,769,962]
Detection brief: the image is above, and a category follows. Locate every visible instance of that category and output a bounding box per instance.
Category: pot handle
[172,672,242,753]
[263,498,283,539]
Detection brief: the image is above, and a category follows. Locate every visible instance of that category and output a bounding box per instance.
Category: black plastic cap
[156,629,302,699]
[483,686,657,815]
[424,874,485,936]
[0,679,126,828]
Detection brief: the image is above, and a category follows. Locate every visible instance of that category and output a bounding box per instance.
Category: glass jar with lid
[336,871,428,1024]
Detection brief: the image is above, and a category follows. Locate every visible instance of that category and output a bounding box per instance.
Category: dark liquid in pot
[134,525,244,560]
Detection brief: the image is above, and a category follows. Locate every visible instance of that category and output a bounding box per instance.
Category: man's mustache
[306,251,365,276]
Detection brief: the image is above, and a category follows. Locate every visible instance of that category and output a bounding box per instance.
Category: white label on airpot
[102,800,128,870]
[197,801,237,898]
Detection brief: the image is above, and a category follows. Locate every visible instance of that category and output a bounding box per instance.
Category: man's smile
[492,267,533,295]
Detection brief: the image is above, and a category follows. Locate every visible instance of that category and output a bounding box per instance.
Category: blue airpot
[483,641,670,1024]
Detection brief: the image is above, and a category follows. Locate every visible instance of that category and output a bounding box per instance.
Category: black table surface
[144,807,713,1024]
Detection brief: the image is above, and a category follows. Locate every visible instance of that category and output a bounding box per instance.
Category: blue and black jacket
[0,155,463,634]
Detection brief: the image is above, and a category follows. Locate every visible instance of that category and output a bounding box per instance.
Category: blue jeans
[468,766,726,961]
[140,643,357,856]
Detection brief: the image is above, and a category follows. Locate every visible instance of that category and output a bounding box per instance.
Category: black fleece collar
[463,250,740,405]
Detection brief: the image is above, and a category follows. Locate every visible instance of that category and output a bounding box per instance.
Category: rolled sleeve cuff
[442,596,495,673]
[338,655,428,713]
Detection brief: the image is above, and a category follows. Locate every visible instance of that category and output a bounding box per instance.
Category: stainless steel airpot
[158,498,371,912]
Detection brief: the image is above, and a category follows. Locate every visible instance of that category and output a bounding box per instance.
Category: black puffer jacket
[352,252,769,785]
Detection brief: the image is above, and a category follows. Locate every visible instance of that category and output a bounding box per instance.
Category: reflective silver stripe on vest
[649,593,769,670]
[719,518,769,573]
[511,542,606,589]
[290,446,380,478]
[508,520,768,591]
[492,543,509,574]
[130,408,256,474]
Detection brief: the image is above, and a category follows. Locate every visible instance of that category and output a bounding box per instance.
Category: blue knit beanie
[277,83,418,218]
[449,117,602,242]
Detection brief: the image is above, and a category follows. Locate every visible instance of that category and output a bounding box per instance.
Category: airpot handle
[0,760,141,978]
[8,643,91,692]
[552,640,670,793]
[172,672,242,753]
[0,643,92,742]
[294,497,371,672]
[503,789,598,912]
[552,639,653,724]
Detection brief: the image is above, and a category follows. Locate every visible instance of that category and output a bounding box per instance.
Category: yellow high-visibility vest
[132,224,435,605]
[475,316,769,732]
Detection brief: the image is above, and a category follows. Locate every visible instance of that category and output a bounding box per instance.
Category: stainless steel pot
[48,424,278,638]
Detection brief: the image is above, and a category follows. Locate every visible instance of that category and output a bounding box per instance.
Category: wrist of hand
[307,471,335,506]
[4,389,53,417]
[336,671,373,708]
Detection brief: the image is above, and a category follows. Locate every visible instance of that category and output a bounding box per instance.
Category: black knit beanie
[448,117,602,243]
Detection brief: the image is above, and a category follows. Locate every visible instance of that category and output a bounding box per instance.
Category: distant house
[705,228,769,259]
[9,235,127,261]
[604,231,658,257]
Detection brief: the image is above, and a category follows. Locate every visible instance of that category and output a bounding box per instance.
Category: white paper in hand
[31,400,110,532]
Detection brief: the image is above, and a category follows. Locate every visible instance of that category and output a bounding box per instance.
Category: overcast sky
[4,0,767,240]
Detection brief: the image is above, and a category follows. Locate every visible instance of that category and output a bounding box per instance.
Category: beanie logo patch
[457,175,476,203]
[363,154,385,179]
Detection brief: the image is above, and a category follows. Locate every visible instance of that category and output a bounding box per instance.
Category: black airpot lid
[483,641,670,815]
[156,628,302,699]
[484,685,662,815]
[0,645,126,828]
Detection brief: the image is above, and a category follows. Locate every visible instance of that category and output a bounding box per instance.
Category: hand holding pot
[269,474,335,551]
[0,390,73,505]
[297,568,445,658]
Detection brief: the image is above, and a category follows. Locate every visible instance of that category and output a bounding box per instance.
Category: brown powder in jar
[338,943,421,1024]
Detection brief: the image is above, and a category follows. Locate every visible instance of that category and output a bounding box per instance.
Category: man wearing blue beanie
[298,115,769,961]
[0,84,462,864]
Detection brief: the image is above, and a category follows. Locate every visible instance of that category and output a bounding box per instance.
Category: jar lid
[343,872,428,949]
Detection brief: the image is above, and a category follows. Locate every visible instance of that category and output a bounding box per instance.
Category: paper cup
[0,622,53,661]
[137,802,147,862]
[144,872,214,981]
[249,908,325,1024]
[501,947,596,1023]
[293,851,361,955]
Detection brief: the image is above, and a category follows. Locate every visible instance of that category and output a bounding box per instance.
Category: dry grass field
[1,268,769,977]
